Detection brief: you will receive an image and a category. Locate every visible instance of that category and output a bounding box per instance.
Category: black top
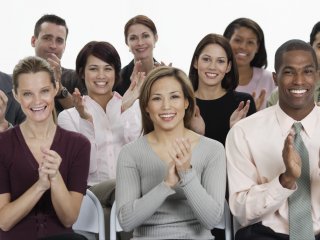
[113,60,135,96]
[196,90,256,146]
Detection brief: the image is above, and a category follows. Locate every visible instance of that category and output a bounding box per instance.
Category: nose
[49,39,57,49]
[137,37,144,45]
[97,69,105,79]
[33,94,42,104]
[162,97,170,109]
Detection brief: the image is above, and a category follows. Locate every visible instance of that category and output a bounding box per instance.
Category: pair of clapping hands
[38,146,62,190]
[164,138,192,188]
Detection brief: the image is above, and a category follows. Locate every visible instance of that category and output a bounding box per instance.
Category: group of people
[0,12,320,240]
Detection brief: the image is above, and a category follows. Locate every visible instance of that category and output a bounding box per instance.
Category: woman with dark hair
[114,15,162,96]
[0,56,90,240]
[223,18,276,110]
[116,66,226,239]
[58,40,142,187]
[189,33,256,146]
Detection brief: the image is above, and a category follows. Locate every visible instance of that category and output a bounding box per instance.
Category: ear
[184,98,189,110]
[272,72,278,86]
[31,36,36,47]
[193,59,198,69]
[154,34,158,44]
[226,61,232,73]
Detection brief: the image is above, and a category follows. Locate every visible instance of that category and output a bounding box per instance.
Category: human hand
[154,61,173,68]
[169,138,192,172]
[46,53,62,88]
[252,89,266,110]
[190,105,205,135]
[72,88,92,122]
[0,90,9,131]
[122,62,146,112]
[281,130,301,189]
[230,100,250,128]
[40,147,62,181]
[164,160,180,188]
[38,162,51,191]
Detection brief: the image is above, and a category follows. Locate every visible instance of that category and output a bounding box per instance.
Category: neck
[150,125,188,146]
[280,102,315,121]
[195,84,227,100]
[21,118,56,139]
[238,65,253,86]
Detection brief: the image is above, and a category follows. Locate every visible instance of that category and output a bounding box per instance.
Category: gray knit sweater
[115,135,226,239]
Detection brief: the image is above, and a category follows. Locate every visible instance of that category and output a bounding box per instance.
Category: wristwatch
[56,87,69,99]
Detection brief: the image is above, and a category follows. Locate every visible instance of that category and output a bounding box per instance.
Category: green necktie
[288,122,314,240]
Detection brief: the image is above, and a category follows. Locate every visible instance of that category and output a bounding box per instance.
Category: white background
[1,0,319,74]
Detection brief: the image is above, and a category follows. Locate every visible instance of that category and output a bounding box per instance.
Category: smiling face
[275,50,317,119]
[311,32,320,67]
[31,22,67,60]
[126,23,158,61]
[15,71,58,123]
[229,26,259,67]
[194,43,231,90]
[146,76,189,133]
[83,55,115,99]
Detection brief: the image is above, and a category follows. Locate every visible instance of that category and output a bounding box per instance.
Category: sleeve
[67,134,91,194]
[226,125,294,227]
[121,99,142,143]
[177,141,226,229]
[58,110,97,174]
[115,146,175,232]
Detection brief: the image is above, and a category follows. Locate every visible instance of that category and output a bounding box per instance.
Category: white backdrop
[1,0,319,74]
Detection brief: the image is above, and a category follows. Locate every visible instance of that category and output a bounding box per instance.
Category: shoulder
[120,136,146,153]
[233,91,254,102]
[121,60,135,74]
[198,135,224,152]
[252,67,273,81]
[0,71,13,93]
[234,105,276,129]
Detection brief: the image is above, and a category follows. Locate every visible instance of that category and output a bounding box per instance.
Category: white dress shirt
[58,92,141,186]
[226,103,320,235]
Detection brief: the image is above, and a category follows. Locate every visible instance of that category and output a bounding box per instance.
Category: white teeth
[237,52,247,57]
[95,81,107,86]
[206,73,218,78]
[159,113,175,118]
[31,106,45,111]
[290,89,307,94]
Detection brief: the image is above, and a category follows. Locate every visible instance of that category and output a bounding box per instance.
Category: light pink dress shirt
[236,67,276,110]
[58,92,141,186]
[226,104,320,235]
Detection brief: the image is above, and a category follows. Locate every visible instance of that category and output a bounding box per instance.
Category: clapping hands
[122,61,146,112]
[38,147,62,190]
[165,138,192,188]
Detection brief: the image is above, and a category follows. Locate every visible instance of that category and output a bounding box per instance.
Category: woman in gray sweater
[116,66,226,239]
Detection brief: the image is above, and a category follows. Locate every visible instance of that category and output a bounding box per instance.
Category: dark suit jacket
[0,71,25,125]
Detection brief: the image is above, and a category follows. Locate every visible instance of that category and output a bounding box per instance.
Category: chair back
[214,199,233,240]
[73,189,106,240]
[110,202,122,240]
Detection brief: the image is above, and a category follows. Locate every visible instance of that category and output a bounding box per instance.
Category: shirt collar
[275,103,319,138]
